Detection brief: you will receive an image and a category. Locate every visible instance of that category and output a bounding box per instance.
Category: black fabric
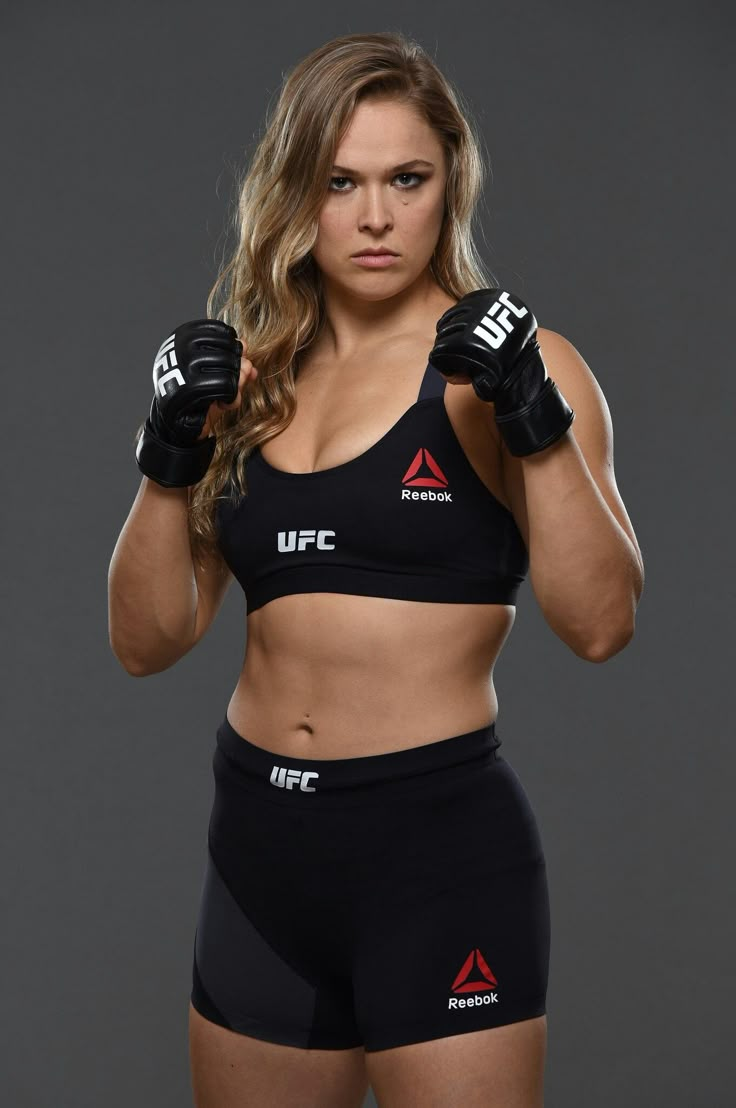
[215,364,529,614]
[190,715,550,1052]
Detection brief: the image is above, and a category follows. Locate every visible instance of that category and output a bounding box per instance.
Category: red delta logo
[402,447,448,488]
[401,448,453,502]
[448,948,500,1010]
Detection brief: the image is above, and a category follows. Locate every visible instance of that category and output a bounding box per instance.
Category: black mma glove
[135,319,242,488]
[428,288,575,456]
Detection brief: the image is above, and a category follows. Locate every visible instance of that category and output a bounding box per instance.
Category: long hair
[135,30,497,567]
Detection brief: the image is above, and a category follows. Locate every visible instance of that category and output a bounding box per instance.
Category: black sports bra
[215,362,529,614]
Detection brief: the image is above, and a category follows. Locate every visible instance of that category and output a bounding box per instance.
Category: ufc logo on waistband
[473,291,528,349]
[278,530,336,552]
[270,766,319,792]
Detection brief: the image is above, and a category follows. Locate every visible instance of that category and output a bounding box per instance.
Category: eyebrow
[330,159,435,174]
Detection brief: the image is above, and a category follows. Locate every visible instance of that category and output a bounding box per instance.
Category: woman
[110,30,644,1108]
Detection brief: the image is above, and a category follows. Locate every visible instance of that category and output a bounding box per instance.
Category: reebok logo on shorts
[448,947,499,1009]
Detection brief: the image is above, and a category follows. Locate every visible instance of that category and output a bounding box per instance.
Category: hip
[206,711,547,906]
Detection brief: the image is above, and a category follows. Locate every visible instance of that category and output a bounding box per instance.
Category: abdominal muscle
[225,592,515,759]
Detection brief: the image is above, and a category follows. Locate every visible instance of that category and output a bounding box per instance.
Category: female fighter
[109,30,644,1108]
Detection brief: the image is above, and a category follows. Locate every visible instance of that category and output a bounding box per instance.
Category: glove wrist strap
[494,378,575,457]
[135,419,217,488]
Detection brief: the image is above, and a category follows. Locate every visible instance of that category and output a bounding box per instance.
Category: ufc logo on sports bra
[473,290,528,350]
[270,766,319,792]
[278,530,336,552]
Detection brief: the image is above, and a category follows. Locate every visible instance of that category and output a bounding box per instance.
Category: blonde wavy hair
[136,29,498,567]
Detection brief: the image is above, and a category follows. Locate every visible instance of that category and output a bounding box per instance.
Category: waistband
[215,714,502,798]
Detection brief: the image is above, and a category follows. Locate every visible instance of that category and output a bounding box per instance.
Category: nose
[358,184,394,232]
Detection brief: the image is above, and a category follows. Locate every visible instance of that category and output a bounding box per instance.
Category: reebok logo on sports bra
[402,447,452,499]
[216,362,529,614]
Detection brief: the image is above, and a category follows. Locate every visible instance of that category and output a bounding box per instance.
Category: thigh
[189,744,370,1105]
[352,755,551,1054]
[191,744,366,1052]
[189,1003,370,1108]
[365,1015,547,1108]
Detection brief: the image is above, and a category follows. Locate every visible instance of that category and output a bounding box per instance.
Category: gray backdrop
[2,2,732,1105]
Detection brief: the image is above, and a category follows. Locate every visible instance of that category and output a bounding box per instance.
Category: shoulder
[535,327,603,399]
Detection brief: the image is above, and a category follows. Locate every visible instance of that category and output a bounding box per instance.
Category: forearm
[520,430,643,659]
[108,476,198,674]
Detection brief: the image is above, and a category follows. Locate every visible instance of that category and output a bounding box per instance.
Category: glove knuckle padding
[136,317,241,488]
[429,288,574,457]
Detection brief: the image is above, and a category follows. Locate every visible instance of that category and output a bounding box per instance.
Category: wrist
[136,414,217,488]
[495,378,575,457]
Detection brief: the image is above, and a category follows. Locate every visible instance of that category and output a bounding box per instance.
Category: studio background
[2,2,731,1106]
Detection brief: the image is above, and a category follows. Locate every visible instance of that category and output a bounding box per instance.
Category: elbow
[108,633,181,677]
[111,651,180,677]
[108,613,195,676]
[576,583,640,663]
[580,622,635,663]
[550,604,637,663]
[109,640,154,677]
[122,658,154,678]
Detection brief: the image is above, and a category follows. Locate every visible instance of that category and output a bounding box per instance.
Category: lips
[351,248,398,256]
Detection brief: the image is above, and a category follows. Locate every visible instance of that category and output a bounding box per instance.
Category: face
[310,97,448,302]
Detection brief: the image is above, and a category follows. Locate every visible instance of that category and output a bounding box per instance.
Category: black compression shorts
[190,714,551,1053]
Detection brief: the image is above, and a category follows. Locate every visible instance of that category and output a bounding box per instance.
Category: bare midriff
[225,595,515,759]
